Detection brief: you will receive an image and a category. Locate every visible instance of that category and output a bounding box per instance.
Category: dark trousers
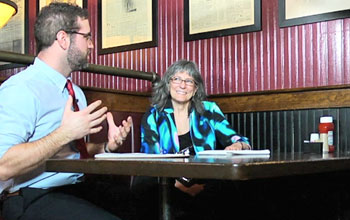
[1,176,131,220]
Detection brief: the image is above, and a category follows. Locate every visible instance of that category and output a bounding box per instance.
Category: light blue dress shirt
[0,58,86,193]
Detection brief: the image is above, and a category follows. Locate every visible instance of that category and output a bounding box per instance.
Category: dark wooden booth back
[82,84,350,155]
[209,84,350,154]
[2,76,350,154]
[83,87,151,153]
[4,76,350,154]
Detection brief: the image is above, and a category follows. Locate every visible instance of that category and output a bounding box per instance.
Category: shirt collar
[34,58,69,93]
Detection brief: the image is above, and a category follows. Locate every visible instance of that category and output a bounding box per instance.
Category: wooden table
[45,152,350,219]
[46,152,350,180]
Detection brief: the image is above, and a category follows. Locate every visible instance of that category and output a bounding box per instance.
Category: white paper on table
[197,149,270,157]
[95,153,190,159]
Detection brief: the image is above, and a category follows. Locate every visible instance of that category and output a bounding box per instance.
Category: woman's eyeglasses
[170,76,196,86]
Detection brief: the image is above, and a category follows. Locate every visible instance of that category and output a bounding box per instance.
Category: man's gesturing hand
[60,96,107,141]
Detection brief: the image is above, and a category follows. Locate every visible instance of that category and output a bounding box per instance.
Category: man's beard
[67,43,89,71]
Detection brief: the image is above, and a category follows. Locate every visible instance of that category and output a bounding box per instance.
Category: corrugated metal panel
[2,0,349,95]
[82,0,350,94]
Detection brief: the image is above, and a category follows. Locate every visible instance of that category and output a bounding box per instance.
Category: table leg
[159,177,172,220]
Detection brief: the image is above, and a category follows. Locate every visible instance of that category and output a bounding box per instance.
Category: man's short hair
[34,2,89,53]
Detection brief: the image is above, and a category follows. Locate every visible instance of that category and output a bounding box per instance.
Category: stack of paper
[95,152,190,159]
[197,149,270,157]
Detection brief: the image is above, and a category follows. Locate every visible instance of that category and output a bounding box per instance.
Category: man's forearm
[0,127,71,181]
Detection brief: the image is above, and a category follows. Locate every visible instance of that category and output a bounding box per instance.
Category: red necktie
[66,79,91,159]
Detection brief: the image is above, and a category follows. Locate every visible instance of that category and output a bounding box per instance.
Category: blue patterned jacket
[141,101,249,154]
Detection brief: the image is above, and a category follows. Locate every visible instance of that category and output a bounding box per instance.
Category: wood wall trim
[82,86,151,113]
[209,85,350,113]
[3,76,350,113]
[84,84,350,113]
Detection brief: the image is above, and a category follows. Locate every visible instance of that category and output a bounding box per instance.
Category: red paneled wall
[1,0,350,95]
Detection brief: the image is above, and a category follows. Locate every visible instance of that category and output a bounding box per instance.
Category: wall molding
[209,85,350,113]
[2,76,350,113]
[84,84,350,113]
[82,86,151,113]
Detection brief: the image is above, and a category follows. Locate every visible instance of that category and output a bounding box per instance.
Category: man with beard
[0,3,132,220]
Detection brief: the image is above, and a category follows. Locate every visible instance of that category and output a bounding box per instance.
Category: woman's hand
[175,180,205,197]
[224,142,251,150]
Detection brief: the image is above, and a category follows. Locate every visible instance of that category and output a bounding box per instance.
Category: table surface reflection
[45,151,350,181]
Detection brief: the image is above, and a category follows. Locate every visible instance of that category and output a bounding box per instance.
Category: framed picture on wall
[0,0,29,70]
[97,0,158,54]
[37,0,87,13]
[184,0,261,42]
[279,0,350,27]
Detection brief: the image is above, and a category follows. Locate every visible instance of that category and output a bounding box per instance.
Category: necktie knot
[66,79,80,112]
[66,79,75,97]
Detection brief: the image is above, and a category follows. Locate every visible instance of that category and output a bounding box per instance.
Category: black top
[178,131,195,155]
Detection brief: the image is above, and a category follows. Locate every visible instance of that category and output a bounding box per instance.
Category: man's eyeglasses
[66,31,92,41]
[170,76,196,86]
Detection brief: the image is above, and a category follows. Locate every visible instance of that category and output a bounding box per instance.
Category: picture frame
[98,0,158,54]
[184,0,261,42]
[279,0,350,28]
[0,0,29,70]
[37,0,87,13]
